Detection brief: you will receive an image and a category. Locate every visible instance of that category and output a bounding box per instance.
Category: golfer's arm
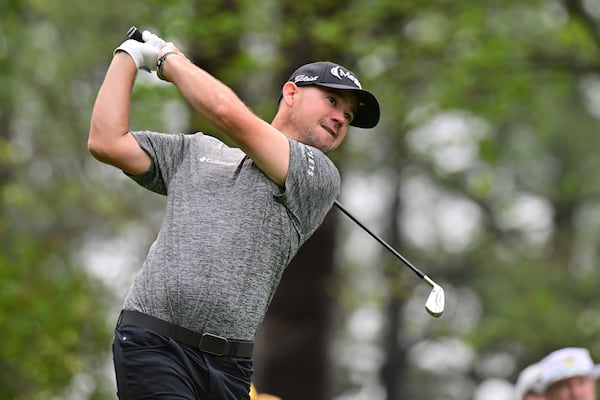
[88,52,151,175]
[162,54,290,186]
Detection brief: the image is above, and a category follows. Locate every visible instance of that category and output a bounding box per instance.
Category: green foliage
[0,238,111,399]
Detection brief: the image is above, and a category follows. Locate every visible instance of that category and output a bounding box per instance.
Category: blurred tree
[0,2,121,399]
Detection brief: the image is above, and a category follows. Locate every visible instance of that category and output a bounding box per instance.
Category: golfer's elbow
[87,123,122,163]
[87,137,107,162]
[87,123,105,157]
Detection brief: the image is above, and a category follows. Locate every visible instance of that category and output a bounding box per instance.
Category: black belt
[117,310,254,358]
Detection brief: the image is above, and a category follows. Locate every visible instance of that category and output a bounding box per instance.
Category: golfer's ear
[281,82,299,106]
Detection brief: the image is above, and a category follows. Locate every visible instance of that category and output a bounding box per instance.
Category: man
[538,347,600,400]
[88,30,379,399]
[515,363,546,400]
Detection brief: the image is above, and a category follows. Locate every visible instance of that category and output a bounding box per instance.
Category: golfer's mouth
[321,125,337,139]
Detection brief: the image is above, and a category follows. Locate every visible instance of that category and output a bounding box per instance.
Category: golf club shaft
[334,200,426,280]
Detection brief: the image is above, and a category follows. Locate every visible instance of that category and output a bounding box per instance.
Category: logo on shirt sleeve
[302,144,316,176]
[305,147,316,176]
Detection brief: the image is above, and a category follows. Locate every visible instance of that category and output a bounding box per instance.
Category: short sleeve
[277,138,340,237]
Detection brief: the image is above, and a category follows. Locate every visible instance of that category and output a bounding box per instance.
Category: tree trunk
[253,211,337,400]
[380,179,409,399]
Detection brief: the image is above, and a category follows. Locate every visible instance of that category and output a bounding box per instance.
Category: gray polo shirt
[122,131,340,340]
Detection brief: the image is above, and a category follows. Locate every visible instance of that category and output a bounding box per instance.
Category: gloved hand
[115,39,161,71]
[141,30,166,49]
[114,30,166,72]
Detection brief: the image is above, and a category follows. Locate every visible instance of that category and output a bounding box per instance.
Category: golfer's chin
[313,141,336,154]
[312,133,340,153]
[297,127,339,153]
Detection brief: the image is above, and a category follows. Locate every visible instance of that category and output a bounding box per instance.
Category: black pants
[112,324,253,399]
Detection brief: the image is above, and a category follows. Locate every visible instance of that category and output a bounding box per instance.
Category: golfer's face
[545,376,596,400]
[294,86,355,152]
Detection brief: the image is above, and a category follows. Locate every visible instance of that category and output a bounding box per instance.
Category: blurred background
[2,0,600,399]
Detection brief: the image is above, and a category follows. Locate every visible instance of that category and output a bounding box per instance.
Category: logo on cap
[293,74,319,84]
[330,66,362,89]
[564,357,575,368]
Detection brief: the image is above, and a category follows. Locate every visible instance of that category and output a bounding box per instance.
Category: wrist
[157,51,179,80]
[114,40,143,69]
[114,50,139,71]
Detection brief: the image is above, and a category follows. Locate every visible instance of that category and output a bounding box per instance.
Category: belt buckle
[200,333,228,356]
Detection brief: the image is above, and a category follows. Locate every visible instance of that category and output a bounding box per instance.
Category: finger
[143,31,166,49]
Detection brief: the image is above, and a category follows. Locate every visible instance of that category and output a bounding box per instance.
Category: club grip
[127,26,144,42]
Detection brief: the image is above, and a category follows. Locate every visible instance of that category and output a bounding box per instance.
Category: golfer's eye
[328,97,353,122]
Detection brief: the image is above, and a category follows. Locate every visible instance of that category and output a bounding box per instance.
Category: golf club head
[423,276,445,317]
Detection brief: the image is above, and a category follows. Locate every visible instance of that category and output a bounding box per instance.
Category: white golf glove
[114,31,166,72]
[141,30,166,49]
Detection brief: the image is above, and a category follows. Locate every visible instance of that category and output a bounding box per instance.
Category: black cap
[286,61,380,129]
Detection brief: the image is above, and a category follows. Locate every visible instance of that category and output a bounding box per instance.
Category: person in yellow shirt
[250,384,281,400]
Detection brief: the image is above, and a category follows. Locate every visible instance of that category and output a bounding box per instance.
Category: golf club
[334,200,445,317]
